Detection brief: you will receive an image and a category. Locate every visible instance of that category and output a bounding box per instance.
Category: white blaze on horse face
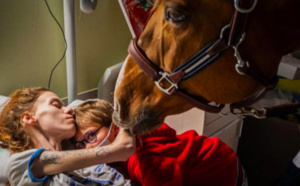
[114,56,128,111]
[115,56,128,91]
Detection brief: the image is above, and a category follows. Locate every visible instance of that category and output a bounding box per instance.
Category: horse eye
[165,7,186,24]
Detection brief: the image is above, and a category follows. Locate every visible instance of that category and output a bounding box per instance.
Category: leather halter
[127,0,279,114]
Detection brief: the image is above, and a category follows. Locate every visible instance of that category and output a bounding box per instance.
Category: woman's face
[32,91,76,140]
[74,123,109,149]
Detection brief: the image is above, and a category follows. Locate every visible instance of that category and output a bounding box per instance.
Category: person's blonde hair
[75,99,114,129]
[0,87,48,153]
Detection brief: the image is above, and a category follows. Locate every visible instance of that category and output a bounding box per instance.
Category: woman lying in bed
[73,99,247,186]
[0,87,136,186]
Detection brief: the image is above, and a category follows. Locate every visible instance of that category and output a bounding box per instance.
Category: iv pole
[63,0,97,104]
[64,0,77,104]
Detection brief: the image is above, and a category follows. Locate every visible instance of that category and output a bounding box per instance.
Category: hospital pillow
[67,99,85,109]
[0,95,11,184]
[0,95,10,113]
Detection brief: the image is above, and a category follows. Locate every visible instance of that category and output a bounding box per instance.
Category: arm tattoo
[39,148,110,165]
[96,147,110,157]
[40,152,63,165]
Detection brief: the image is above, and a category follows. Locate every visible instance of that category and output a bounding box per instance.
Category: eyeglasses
[74,125,104,149]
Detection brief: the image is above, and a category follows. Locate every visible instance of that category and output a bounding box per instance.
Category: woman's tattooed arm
[31,129,134,177]
[39,147,110,165]
[30,146,114,178]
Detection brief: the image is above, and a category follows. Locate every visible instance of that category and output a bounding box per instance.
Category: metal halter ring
[234,0,258,13]
[220,24,231,39]
[235,58,250,75]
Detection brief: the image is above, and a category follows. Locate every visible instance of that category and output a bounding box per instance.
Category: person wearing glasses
[72,99,119,150]
[0,87,135,186]
[72,99,248,186]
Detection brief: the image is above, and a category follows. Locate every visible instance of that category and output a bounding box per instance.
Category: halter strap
[128,39,225,113]
[127,0,281,114]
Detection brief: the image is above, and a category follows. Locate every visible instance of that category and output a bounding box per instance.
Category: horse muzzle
[112,100,164,135]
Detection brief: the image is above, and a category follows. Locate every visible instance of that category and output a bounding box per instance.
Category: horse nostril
[114,97,132,124]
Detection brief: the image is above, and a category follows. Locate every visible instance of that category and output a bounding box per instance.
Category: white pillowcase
[0,148,10,184]
[0,95,10,113]
[0,95,11,185]
[67,99,100,109]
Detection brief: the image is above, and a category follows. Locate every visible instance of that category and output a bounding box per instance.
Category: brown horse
[113,0,300,134]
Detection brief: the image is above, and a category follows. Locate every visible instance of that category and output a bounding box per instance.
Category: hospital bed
[0,62,242,185]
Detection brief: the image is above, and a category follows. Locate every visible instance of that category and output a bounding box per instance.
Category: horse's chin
[112,111,164,135]
[130,121,163,135]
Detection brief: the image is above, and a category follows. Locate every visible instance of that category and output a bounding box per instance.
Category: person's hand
[109,128,136,161]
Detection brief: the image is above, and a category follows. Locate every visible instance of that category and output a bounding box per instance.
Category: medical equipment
[47,0,98,104]
[80,0,98,14]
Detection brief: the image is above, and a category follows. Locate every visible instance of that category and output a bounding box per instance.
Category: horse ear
[20,113,37,126]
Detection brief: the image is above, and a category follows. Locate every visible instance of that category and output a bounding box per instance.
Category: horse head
[113,0,300,134]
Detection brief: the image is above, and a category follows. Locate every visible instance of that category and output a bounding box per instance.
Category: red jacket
[127,123,242,186]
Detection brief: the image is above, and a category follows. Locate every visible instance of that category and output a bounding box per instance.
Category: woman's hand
[109,128,136,161]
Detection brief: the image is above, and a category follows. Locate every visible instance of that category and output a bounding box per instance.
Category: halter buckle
[154,72,178,95]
